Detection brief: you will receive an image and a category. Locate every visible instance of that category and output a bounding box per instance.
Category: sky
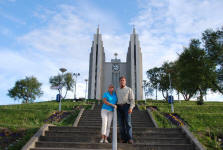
[0,0,223,105]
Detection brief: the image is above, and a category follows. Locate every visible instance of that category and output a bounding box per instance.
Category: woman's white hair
[108,84,114,88]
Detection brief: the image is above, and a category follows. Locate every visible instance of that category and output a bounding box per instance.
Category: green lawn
[0,100,92,150]
[143,100,223,150]
[2,99,222,149]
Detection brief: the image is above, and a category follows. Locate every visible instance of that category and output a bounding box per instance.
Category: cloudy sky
[0,0,223,105]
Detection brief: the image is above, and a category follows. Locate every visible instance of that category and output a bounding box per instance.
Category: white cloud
[131,0,223,100]
[1,0,223,104]
[0,2,125,105]
[0,12,25,25]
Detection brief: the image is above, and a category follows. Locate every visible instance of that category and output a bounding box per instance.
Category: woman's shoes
[104,139,109,143]
[99,139,104,143]
[99,138,109,143]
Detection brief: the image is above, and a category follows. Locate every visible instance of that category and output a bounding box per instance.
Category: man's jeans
[117,104,133,141]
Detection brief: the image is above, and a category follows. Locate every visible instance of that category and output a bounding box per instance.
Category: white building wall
[103,63,112,96]
[88,28,143,100]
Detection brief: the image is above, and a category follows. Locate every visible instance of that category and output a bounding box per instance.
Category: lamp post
[143,80,147,102]
[168,72,174,113]
[73,73,80,99]
[85,79,88,100]
[59,68,67,112]
[156,84,158,100]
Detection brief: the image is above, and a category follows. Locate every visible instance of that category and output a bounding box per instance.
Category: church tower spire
[97,24,100,34]
[133,25,136,34]
[127,26,143,100]
[88,26,105,100]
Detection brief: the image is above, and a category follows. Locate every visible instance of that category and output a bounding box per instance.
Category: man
[116,76,135,144]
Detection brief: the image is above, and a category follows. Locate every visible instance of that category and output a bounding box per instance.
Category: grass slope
[143,100,223,150]
[0,100,91,150]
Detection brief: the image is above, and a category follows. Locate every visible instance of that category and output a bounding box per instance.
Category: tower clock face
[112,64,120,71]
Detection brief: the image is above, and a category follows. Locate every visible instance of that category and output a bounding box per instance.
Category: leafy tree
[202,28,223,94]
[8,76,43,103]
[176,39,217,101]
[168,61,181,100]
[147,62,174,100]
[146,27,223,102]
[159,62,172,100]
[147,67,161,100]
[143,81,154,99]
[49,72,75,99]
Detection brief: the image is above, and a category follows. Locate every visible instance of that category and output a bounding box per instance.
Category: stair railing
[112,107,117,150]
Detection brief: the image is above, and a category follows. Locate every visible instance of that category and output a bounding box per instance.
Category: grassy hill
[0,100,91,150]
[140,100,223,150]
[1,99,223,150]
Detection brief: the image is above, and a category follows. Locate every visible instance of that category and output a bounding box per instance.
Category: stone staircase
[30,103,197,150]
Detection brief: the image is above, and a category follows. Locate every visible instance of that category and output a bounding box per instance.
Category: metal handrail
[112,108,117,150]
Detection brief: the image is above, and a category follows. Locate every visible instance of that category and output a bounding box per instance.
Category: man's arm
[128,88,135,112]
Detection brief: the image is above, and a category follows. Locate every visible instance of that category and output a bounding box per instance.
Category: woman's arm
[103,98,116,108]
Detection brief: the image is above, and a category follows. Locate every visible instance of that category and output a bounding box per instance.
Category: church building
[88,27,143,100]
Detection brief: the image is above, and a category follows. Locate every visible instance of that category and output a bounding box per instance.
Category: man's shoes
[128,139,134,144]
[120,139,127,143]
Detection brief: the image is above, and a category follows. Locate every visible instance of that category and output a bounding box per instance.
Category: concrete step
[81,114,149,117]
[83,110,144,113]
[35,142,194,150]
[83,109,144,112]
[39,136,190,144]
[45,131,186,138]
[31,148,111,150]
[74,125,157,129]
[46,130,183,136]
[79,118,150,122]
[83,111,147,115]
[30,147,112,150]
[77,122,154,127]
[78,120,153,126]
[79,119,152,125]
[81,112,149,116]
[30,104,196,150]
[80,117,150,122]
[48,126,179,133]
[80,115,150,119]
[78,120,153,124]
[48,128,182,134]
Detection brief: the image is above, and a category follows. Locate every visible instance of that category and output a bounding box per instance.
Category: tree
[176,39,217,101]
[8,76,43,103]
[49,72,75,99]
[143,81,154,99]
[147,67,162,100]
[159,62,172,100]
[202,28,223,94]
[147,62,174,100]
[168,61,181,101]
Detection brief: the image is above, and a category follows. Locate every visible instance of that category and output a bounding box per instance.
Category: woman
[100,84,117,143]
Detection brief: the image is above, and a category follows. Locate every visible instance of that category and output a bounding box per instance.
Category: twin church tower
[88,27,143,100]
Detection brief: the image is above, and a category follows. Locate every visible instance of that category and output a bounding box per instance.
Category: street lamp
[85,79,88,100]
[59,67,67,112]
[60,68,67,73]
[168,72,174,113]
[142,80,147,102]
[156,84,158,100]
[73,73,80,99]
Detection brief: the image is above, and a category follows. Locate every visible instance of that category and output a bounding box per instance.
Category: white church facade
[88,27,143,100]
